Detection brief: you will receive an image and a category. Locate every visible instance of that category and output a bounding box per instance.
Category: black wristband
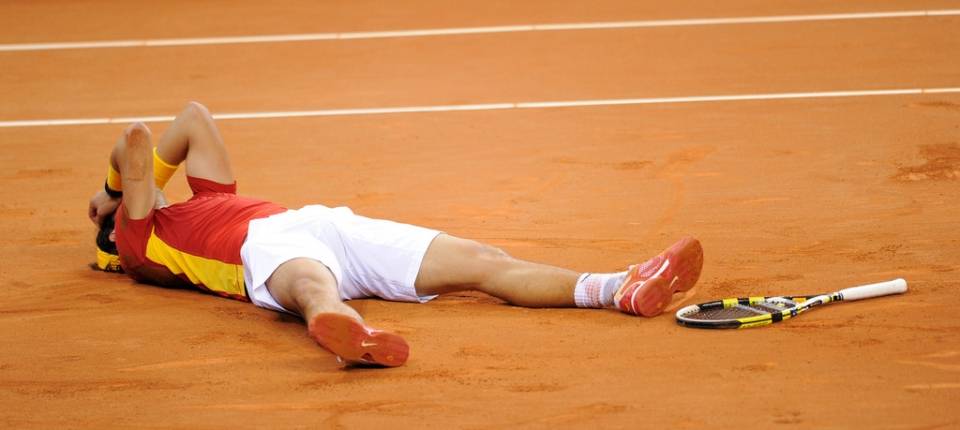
[104,181,123,198]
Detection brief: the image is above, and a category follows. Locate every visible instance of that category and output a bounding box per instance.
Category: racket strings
[683,300,794,320]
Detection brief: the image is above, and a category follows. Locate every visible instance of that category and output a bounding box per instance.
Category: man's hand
[88,190,121,227]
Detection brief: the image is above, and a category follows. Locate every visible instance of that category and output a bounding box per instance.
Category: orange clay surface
[1,1,959,428]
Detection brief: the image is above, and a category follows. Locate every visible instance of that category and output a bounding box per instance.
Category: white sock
[574,271,628,308]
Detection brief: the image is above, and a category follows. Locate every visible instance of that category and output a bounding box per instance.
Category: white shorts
[240,205,442,314]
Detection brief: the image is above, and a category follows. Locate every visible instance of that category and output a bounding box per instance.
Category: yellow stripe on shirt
[145,228,246,297]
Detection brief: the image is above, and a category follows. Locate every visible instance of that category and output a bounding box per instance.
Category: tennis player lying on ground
[88,102,703,367]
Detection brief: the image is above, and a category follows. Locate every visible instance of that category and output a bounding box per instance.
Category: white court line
[2,87,959,128]
[0,9,957,52]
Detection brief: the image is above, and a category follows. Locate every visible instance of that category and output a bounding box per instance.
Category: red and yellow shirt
[114,177,286,300]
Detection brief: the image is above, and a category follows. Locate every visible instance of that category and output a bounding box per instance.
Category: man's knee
[464,241,513,275]
[268,258,338,310]
[289,276,324,302]
[284,260,337,295]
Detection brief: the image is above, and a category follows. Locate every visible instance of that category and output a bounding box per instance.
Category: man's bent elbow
[184,101,211,118]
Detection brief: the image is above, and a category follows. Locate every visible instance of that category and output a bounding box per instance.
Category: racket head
[675,295,818,329]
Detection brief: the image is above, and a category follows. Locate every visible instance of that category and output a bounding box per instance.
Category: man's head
[95,212,123,273]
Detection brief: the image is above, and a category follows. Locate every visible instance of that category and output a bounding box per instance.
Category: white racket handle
[839,278,907,301]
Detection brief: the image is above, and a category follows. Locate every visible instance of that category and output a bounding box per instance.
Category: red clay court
[1,1,958,428]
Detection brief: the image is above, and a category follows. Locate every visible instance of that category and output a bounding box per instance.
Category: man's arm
[88,132,126,226]
[89,101,237,226]
[117,122,156,220]
[89,124,173,226]
[154,101,234,185]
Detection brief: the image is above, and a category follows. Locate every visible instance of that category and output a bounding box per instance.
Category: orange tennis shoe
[614,236,704,317]
[308,313,409,367]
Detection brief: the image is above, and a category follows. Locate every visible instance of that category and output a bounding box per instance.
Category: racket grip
[839,278,908,301]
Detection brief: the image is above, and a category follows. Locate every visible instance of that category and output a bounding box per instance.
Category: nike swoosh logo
[360,340,378,348]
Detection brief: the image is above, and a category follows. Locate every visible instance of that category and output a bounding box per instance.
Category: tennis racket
[675,278,907,329]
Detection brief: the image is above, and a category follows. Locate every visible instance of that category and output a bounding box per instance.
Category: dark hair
[97,211,119,256]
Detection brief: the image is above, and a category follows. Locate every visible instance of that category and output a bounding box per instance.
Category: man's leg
[416,235,579,307]
[265,258,409,367]
[264,258,360,322]
[415,234,703,316]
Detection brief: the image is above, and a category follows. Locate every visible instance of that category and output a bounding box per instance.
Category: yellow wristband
[153,147,179,190]
[106,164,122,192]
